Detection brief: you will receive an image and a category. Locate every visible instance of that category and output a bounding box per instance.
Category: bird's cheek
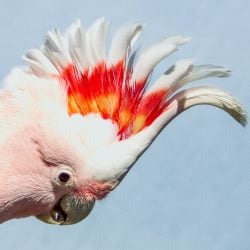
[73,180,118,200]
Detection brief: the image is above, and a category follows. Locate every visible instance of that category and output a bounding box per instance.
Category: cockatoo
[0,18,247,225]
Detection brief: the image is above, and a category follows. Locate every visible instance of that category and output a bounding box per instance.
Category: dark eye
[59,172,71,183]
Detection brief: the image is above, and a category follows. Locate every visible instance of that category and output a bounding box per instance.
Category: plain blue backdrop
[0,0,249,249]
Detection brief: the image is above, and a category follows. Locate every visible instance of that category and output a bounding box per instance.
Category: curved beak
[36,195,95,225]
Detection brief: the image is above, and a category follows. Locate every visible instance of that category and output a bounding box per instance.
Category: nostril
[58,172,71,183]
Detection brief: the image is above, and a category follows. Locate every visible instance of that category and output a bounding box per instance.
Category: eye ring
[53,166,75,188]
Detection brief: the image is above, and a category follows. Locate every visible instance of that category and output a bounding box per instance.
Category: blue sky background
[0,0,249,249]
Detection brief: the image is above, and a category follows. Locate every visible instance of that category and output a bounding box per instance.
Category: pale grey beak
[36,195,95,225]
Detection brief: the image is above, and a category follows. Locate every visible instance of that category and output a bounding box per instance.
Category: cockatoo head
[1,18,246,225]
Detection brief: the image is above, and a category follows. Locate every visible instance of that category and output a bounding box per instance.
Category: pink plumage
[0,18,246,225]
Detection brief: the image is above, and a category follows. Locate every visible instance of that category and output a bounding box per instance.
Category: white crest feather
[147,59,193,93]
[85,18,110,68]
[132,36,191,84]
[108,23,142,66]
[67,19,88,71]
[180,64,231,84]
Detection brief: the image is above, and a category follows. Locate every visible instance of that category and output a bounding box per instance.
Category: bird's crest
[25,18,185,139]
[24,18,247,143]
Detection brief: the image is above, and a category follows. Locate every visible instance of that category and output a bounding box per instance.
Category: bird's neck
[0,176,50,223]
[0,130,54,223]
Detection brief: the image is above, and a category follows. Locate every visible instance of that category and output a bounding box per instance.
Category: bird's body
[0,18,246,225]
